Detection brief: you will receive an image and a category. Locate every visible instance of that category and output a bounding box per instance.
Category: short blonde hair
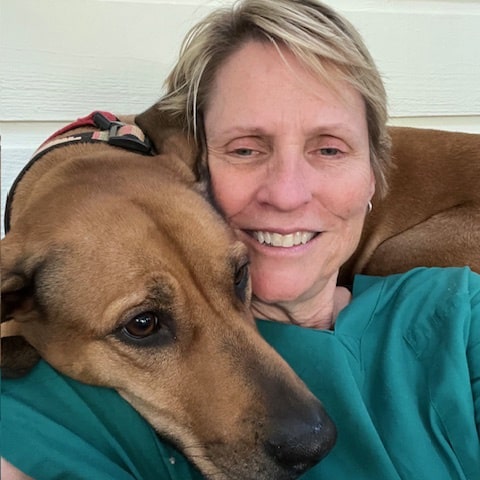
[160,0,391,195]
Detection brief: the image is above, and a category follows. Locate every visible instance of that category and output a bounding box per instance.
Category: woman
[3,0,479,478]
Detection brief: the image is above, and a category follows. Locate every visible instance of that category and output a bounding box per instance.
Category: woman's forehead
[204,41,367,138]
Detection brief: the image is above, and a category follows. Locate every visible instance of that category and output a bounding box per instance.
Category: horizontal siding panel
[351,10,480,118]
[1,0,479,120]
[0,0,216,119]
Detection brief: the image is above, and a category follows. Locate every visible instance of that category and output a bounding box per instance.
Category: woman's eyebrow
[305,124,360,138]
[213,126,270,138]
[211,123,361,140]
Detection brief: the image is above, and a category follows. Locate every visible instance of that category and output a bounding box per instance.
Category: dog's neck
[4,111,153,234]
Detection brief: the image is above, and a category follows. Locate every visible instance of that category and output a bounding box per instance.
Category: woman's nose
[257,154,313,211]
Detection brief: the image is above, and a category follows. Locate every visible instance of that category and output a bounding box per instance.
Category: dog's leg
[362,206,480,276]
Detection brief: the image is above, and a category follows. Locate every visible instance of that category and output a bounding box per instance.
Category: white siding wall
[1,0,480,233]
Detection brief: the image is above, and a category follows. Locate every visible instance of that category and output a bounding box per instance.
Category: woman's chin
[251,276,311,304]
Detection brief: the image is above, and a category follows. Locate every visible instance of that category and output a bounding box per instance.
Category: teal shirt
[2,267,480,479]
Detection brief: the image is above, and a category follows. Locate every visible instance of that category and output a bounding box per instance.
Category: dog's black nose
[265,403,337,475]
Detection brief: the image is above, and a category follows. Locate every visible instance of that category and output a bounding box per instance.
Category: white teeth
[252,231,316,247]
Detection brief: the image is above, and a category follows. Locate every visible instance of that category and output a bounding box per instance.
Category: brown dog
[1,112,336,479]
[136,105,480,285]
[340,126,480,284]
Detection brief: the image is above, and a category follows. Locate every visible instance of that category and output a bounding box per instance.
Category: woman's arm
[1,458,33,480]
[468,271,480,435]
[2,360,203,480]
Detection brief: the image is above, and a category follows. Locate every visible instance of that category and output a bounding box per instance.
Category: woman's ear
[369,165,376,199]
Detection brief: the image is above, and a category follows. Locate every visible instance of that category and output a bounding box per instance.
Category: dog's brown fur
[339,126,480,283]
[1,119,336,479]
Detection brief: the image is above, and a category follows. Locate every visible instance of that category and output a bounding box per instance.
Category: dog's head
[1,116,336,479]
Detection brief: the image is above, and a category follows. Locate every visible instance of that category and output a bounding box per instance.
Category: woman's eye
[123,311,159,339]
[319,147,341,156]
[232,148,256,157]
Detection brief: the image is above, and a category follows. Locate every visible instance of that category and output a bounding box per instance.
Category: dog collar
[4,111,154,233]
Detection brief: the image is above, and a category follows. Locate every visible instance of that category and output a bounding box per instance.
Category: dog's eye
[115,309,176,348]
[123,311,159,339]
[234,262,250,303]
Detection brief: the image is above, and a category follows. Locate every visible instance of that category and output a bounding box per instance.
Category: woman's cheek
[334,168,375,216]
[210,165,253,218]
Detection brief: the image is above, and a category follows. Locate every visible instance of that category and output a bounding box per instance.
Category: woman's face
[204,41,374,305]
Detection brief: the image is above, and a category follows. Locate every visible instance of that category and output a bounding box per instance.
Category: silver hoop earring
[367,201,373,213]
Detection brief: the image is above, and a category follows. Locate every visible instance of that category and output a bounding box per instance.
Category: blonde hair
[160,0,391,195]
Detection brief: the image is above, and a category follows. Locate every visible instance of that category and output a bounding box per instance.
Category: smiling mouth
[250,231,318,247]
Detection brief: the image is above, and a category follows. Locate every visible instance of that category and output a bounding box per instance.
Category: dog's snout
[265,399,337,476]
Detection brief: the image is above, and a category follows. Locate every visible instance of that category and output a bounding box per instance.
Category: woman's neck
[250,277,352,330]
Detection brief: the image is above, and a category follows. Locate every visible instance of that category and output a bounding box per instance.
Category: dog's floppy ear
[135,100,209,186]
[1,237,42,378]
[135,104,204,178]
[136,103,216,211]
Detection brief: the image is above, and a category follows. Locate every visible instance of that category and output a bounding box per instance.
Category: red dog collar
[40,111,119,145]
[36,111,152,156]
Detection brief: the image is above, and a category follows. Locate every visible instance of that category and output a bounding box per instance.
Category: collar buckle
[93,111,153,155]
